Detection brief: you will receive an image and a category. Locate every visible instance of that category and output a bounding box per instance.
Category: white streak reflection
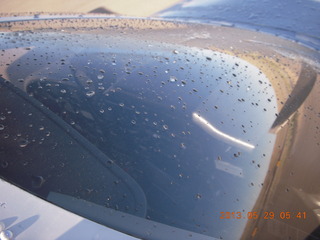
[192,113,255,150]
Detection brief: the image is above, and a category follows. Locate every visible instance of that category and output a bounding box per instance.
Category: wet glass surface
[0,17,320,240]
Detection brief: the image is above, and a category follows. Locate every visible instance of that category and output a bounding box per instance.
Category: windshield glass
[0,17,319,240]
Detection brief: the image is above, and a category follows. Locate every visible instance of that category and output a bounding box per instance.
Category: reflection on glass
[192,112,255,150]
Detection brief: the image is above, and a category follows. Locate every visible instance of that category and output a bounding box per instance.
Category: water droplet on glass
[169,76,177,82]
[1,160,8,168]
[19,139,29,148]
[86,91,95,97]
[152,133,160,139]
[119,103,124,107]
[195,193,202,199]
[0,124,4,131]
[0,116,5,121]
[131,120,136,125]
[173,50,179,54]
[39,126,44,131]
[99,109,105,113]
[97,74,104,80]
[108,107,112,111]
[163,125,168,130]
[60,89,66,94]
[31,175,45,188]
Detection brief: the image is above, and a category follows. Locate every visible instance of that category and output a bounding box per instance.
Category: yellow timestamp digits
[219,211,307,220]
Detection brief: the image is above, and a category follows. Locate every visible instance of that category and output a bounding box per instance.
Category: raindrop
[163,125,168,130]
[195,193,202,199]
[86,91,95,97]
[97,74,104,80]
[153,133,160,139]
[99,109,105,113]
[180,143,186,149]
[1,160,8,168]
[169,76,177,82]
[19,139,29,148]
[60,89,66,94]
[108,107,112,111]
[39,126,44,131]
[234,152,241,157]
[18,78,24,83]
[0,124,4,130]
[173,50,179,54]
[131,120,136,125]
[119,103,124,107]
[0,116,5,121]
[31,175,45,188]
